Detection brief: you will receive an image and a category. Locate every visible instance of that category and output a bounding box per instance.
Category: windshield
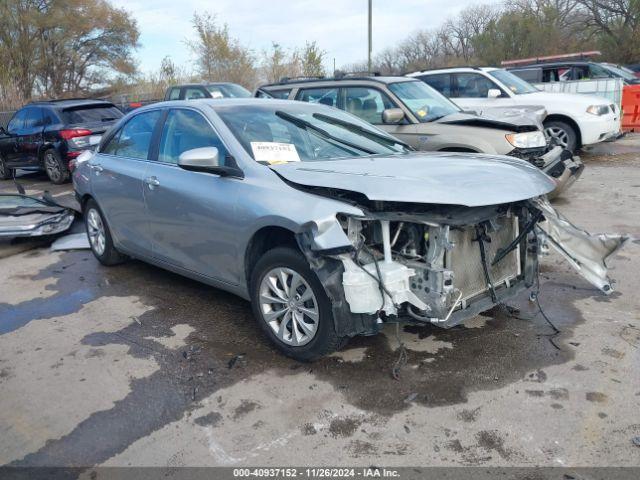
[207,84,252,98]
[489,70,538,94]
[602,64,638,82]
[388,81,459,122]
[216,103,411,163]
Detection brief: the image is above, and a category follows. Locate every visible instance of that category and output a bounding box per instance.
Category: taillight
[60,129,92,140]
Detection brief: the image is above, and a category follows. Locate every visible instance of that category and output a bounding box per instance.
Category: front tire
[250,247,346,361]
[544,120,578,153]
[43,149,69,184]
[84,199,124,266]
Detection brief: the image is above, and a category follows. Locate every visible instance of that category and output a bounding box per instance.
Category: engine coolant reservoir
[341,257,426,315]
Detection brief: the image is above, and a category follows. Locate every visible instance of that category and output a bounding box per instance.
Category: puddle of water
[6,250,596,466]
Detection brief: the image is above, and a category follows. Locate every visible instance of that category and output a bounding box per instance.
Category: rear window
[511,68,540,83]
[61,105,123,124]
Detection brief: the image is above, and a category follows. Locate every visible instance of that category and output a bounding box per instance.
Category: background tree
[0,0,138,103]
[300,41,326,77]
[187,12,256,87]
[261,43,301,83]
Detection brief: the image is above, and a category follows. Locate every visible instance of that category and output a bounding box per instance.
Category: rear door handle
[144,176,160,189]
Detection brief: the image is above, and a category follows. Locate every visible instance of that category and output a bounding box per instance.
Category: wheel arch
[544,114,582,148]
[244,226,299,288]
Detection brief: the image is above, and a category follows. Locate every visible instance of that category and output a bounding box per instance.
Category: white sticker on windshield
[250,142,300,164]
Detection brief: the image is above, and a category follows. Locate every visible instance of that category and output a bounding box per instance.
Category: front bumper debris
[533,197,629,293]
[538,147,584,197]
[0,194,76,238]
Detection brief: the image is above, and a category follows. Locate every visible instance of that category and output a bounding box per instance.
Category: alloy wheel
[258,267,319,346]
[544,126,569,149]
[44,152,62,182]
[86,208,106,256]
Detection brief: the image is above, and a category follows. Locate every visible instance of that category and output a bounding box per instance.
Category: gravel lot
[0,138,639,468]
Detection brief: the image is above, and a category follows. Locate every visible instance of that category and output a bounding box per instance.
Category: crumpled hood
[436,111,540,131]
[271,153,556,207]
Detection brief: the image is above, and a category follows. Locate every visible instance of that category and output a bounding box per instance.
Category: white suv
[408,67,620,152]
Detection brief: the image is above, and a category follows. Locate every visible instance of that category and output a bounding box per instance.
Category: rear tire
[43,149,69,184]
[544,120,578,153]
[250,247,346,361]
[0,154,12,180]
[84,199,125,266]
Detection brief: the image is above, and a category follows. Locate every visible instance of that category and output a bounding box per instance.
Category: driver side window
[343,87,395,124]
[454,73,500,98]
[7,109,28,133]
[157,109,228,165]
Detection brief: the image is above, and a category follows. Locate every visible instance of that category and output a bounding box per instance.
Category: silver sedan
[73,99,625,361]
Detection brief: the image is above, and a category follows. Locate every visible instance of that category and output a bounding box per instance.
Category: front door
[90,109,163,256]
[341,86,418,145]
[3,110,28,166]
[451,72,514,110]
[18,107,45,166]
[144,108,240,285]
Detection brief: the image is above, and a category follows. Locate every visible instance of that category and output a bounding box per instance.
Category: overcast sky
[112,0,485,75]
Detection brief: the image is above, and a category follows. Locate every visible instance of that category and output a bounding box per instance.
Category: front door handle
[144,176,160,189]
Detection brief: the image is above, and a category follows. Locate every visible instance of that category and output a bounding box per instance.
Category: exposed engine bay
[334,203,536,328]
[298,197,628,334]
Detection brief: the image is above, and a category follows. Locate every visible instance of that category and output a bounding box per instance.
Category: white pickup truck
[407,67,621,152]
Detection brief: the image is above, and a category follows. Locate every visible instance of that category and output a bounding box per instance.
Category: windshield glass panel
[388,81,459,122]
[602,64,637,82]
[207,84,251,98]
[216,104,410,162]
[489,70,538,94]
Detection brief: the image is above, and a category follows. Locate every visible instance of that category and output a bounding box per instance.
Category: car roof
[170,82,238,88]
[508,61,597,69]
[27,98,115,109]
[406,67,500,76]
[134,98,312,112]
[259,75,416,90]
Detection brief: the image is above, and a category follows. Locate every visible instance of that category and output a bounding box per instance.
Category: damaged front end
[0,194,75,238]
[510,146,584,197]
[298,198,626,338]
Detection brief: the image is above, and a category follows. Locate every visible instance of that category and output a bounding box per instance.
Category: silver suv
[256,76,583,194]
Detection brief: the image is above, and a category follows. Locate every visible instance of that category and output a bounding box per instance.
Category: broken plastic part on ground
[0,194,75,238]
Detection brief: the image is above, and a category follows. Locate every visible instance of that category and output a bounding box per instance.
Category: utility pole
[367,0,372,73]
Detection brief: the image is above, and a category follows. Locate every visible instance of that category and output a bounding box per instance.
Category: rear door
[90,109,163,256]
[144,108,240,284]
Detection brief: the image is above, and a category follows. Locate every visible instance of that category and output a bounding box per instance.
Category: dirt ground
[0,138,639,468]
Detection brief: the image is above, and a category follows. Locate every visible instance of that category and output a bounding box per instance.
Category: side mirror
[487,89,502,99]
[382,108,405,124]
[178,147,243,178]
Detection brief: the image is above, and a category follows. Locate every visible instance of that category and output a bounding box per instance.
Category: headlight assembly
[505,131,547,149]
[586,105,609,116]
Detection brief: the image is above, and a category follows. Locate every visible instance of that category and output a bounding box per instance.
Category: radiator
[447,216,520,303]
